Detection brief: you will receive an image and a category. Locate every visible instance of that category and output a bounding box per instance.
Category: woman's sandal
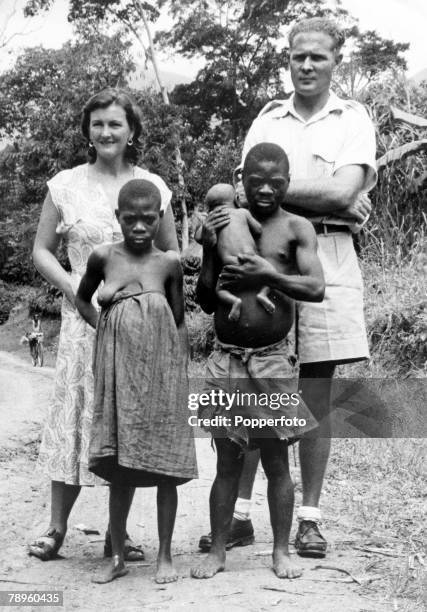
[28,528,64,561]
[104,531,145,562]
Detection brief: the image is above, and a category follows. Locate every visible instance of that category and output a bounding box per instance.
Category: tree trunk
[137,1,189,251]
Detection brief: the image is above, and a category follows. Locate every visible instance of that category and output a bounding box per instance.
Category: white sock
[297,506,322,524]
[233,497,252,521]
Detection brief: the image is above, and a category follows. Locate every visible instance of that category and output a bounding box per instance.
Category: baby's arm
[75,247,106,328]
[165,252,188,363]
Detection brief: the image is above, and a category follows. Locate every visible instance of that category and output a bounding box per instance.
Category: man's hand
[338,193,372,224]
[219,253,276,289]
[201,206,231,248]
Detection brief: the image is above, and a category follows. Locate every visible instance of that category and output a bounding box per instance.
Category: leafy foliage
[334,28,410,99]
[0,33,134,284]
[159,0,351,139]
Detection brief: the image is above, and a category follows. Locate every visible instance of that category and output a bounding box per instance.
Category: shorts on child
[198,337,317,448]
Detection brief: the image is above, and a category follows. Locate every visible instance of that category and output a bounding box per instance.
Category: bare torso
[97,243,170,306]
[215,210,299,348]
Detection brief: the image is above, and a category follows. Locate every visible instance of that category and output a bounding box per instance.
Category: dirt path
[0,351,415,611]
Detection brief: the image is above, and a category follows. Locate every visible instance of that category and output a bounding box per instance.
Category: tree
[334,27,410,99]
[1,0,42,50]
[156,0,351,140]
[24,0,192,249]
[0,34,134,283]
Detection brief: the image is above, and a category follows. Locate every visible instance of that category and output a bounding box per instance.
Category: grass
[337,241,426,378]
[325,438,426,610]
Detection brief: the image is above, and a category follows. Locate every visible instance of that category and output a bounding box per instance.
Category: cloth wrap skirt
[89,287,198,486]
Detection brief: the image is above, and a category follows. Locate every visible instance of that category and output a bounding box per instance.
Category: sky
[1,0,426,78]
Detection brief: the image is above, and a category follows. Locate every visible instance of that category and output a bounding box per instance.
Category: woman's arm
[32,192,76,305]
[155,205,179,253]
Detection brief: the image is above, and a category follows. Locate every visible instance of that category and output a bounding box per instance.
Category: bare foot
[191,552,225,579]
[228,300,242,321]
[272,551,302,579]
[92,556,129,584]
[155,557,178,584]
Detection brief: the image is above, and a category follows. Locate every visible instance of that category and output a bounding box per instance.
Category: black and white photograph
[0,1,425,610]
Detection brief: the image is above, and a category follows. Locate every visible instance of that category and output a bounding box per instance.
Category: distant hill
[410,67,427,84]
[127,65,194,92]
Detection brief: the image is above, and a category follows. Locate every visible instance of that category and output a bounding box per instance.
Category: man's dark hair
[243,143,289,176]
[118,179,161,211]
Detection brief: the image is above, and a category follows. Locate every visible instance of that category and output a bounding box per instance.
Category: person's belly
[215,290,294,347]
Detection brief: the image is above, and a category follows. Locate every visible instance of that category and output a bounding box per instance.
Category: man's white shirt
[241,91,377,228]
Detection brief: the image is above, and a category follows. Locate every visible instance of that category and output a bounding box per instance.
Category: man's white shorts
[297,232,369,364]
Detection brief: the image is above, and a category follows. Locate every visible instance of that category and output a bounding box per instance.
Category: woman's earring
[127,138,134,146]
[88,140,94,149]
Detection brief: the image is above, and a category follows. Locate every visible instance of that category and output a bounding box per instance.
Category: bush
[370,300,427,375]
[0,282,36,325]
[28,285,62,318]
[181,248,202,312]
[186,310,215,359]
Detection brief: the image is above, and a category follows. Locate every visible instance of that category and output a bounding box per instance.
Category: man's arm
[220,220,325,303]
[75,248,105,328]
[285,165,368,219]
[196,247,221,314]
[196,207,230,314]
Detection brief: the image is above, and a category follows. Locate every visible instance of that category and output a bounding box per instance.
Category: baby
[206,183,275,321]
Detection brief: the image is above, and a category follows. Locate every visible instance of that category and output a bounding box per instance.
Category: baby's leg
[156,483,178,584]
[258,439,302,579]
[256,286,275,314]
[216,286,242,321]
[92,484,129,584]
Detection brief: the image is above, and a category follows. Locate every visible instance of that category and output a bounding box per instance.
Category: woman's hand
[201,206,231,248]
[219,253,276,289]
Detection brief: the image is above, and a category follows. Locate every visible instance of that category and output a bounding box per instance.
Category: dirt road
[0,351,420,611]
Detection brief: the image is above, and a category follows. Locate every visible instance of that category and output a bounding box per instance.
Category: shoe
[198,518,255,552]
[295,520,327,558]
[104,531,145,562]
[28,528,64,561]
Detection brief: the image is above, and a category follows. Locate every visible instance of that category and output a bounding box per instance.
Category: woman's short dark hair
[81,88,142,164]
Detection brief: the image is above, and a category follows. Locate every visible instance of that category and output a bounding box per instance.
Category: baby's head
[205,183,236,211]
[116,179,163,251]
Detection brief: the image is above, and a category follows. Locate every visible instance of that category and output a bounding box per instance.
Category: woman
[29,88,179,561]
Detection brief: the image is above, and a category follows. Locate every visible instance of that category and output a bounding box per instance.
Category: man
[199,17,377,558]
[192,143,324,580]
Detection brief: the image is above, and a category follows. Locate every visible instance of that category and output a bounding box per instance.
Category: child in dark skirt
[76,179,198,584]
